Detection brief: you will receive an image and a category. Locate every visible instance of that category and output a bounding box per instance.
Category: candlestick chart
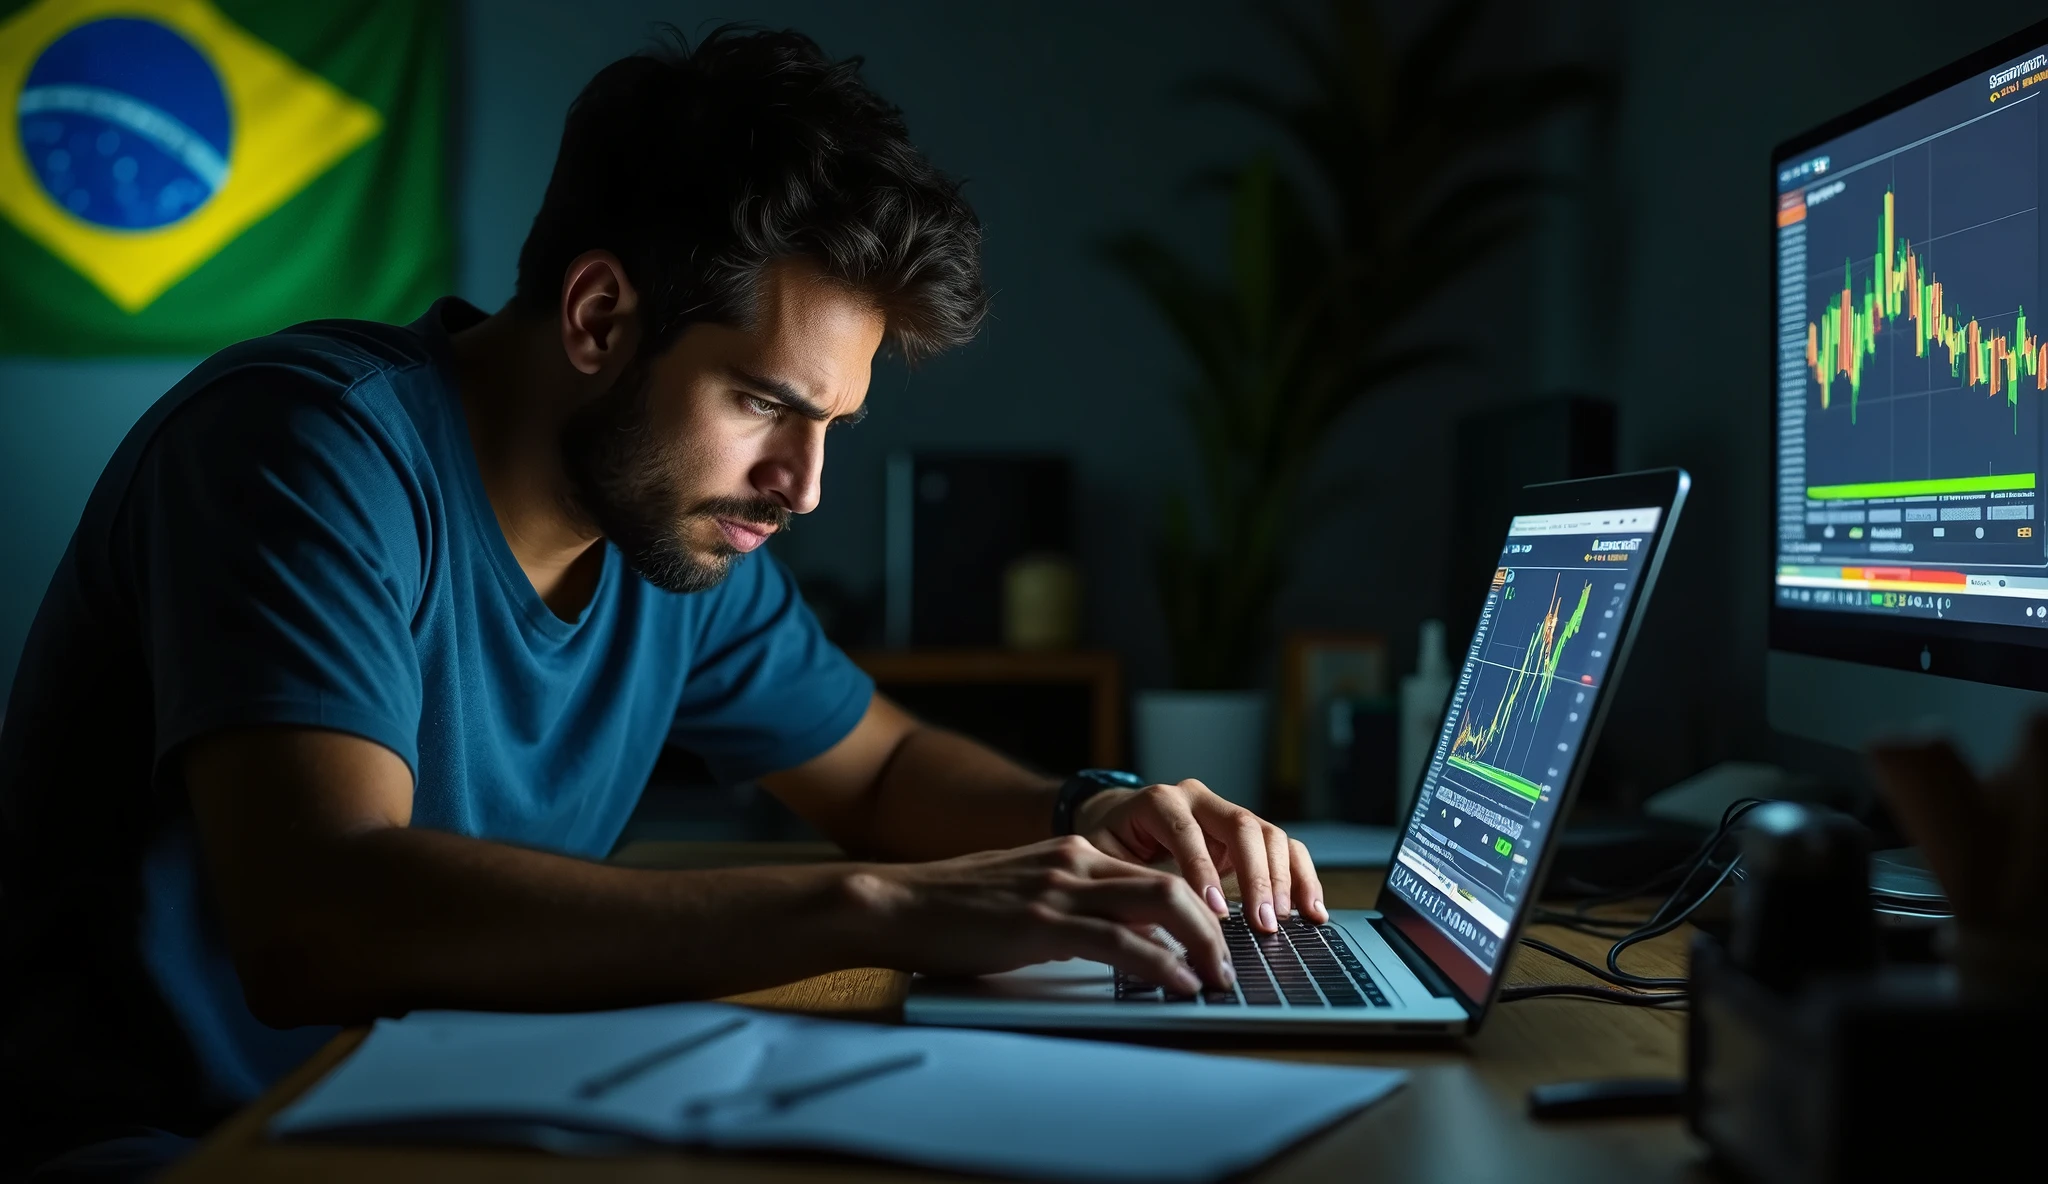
[1445,573,1593,804]
[1806,188,2048,430]
[1786,96,2041,499]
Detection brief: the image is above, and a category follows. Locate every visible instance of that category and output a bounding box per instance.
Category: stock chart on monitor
[1385,506,1660,976]
[1776,42,2048,628]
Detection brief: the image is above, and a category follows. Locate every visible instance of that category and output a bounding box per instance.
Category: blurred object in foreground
[1689,802,2035,1183]
[1730,803,1879,992]
[1869,720,2048,998]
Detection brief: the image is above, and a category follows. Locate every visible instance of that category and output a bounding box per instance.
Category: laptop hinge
[1370,917,1457,999]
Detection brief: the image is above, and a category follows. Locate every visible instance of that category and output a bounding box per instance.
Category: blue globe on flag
[0,0,429,350]
[17,16,233,230]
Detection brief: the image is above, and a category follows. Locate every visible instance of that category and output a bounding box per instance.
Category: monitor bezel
[1769,16,2048,694]
[1374,467,1689,1029]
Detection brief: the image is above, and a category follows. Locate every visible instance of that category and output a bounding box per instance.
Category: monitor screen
[1384,505,1662,981]
[1774,40,2048,636]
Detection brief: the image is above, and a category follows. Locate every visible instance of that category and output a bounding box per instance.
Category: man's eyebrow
[732,369,867,425]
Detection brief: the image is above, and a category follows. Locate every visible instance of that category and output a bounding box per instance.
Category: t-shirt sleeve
[119,371,427,777]
[667,550,874,784]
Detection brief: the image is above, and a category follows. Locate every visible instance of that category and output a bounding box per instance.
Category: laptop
[905,468,1690,1036]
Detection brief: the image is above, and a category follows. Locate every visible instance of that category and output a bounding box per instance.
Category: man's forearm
[225,824,889,1025]
[848,724,1059,861]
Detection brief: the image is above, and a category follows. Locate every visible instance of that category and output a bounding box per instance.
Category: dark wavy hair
[514,26,986,363]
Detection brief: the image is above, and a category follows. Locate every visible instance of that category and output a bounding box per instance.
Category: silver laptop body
[905,470,1690,1037]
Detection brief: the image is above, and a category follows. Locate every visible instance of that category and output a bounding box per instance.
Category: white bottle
[1395,620,1453,822]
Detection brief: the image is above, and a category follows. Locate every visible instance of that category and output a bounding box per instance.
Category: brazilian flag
[0,0,448,355]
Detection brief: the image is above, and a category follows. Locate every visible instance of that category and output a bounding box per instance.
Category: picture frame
[1274,631,1388,808]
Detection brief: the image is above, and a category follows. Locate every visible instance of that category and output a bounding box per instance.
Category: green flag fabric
[0,0,449,355]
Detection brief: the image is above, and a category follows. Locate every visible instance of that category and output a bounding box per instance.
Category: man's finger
[1143,789,1228,915]
[1288,836,1328,922]
[1209,800,1275,931]
[1049,910,1206,994]
[1066,874,1232,987]
[1061,914,1198,993]
[1264,823,1293,919]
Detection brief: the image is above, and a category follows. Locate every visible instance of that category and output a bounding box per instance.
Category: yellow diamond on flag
[0,0,381,312]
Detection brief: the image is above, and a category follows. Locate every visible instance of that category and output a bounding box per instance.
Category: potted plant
[1104,0,1610,809]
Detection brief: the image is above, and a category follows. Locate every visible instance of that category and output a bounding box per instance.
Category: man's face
[560,261,883,593]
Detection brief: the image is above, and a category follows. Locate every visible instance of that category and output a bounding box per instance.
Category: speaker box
[885,453,1072,648]
[1446,396,1616,642]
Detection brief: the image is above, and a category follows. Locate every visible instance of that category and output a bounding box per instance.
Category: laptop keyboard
[1113,906,1390,1008]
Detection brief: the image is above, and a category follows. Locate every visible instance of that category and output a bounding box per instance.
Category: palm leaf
[1103,0,1609,688]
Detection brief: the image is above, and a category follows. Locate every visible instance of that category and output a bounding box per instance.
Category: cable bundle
[1501,799,1769,1007]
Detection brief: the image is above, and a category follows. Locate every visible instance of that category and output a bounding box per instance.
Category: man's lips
[715,517,775,553]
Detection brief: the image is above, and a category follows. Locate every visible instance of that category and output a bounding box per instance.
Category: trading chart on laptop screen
[1385,506,1660,976]
[1775,41,2048,629]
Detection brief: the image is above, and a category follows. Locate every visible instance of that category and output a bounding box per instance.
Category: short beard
[558,361,791,595]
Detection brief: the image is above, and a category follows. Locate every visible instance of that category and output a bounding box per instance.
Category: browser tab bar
[1506,507,1662,537]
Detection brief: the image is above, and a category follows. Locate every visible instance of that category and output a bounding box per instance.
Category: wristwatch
[1051,768,1146,836]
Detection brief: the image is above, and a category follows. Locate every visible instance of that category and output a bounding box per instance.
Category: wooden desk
[167,845,1707,1183]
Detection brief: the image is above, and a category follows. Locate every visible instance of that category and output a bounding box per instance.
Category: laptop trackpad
[915,958,1116,1001]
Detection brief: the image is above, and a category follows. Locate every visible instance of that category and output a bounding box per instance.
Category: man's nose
[755,429,824,515]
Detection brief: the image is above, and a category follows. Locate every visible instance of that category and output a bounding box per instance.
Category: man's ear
[557,250,641,378]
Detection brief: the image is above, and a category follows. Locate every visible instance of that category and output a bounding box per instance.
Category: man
[0,27,1321,1174]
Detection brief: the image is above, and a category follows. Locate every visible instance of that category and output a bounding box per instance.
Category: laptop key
[1309,967,1353,992]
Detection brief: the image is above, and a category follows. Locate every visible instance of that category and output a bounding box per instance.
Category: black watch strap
[1052,768,1146,836]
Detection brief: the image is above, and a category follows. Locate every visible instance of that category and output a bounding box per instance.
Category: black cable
[1506,798,1772,1002]
[1519,936,1654,989]
[1562,804,1735,913]
[1600,799,1768,987]
[1607,855,1745,986]
[1637,799,1765,921]
[1570,797,1766,922]
[1497,983,1688,1007]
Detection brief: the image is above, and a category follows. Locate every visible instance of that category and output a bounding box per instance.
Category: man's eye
[741,394,782,419]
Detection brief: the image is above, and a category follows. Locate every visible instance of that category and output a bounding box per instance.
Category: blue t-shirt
[0,298,872,1151]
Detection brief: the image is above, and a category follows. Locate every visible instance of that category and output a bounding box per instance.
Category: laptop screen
[1382,504,1664,981]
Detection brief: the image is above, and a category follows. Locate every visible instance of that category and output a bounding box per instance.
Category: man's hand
[853,835,1234,993]
[1072,780,1325,932]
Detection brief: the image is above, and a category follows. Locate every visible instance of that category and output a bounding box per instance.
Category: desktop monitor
[1771,18,2048,767]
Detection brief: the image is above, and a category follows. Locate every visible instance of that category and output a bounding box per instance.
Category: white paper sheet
[270,1003,1405,1183]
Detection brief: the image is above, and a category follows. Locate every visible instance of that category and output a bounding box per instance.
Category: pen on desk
[683,1050,928,1117]
[573,1016,751,1100]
